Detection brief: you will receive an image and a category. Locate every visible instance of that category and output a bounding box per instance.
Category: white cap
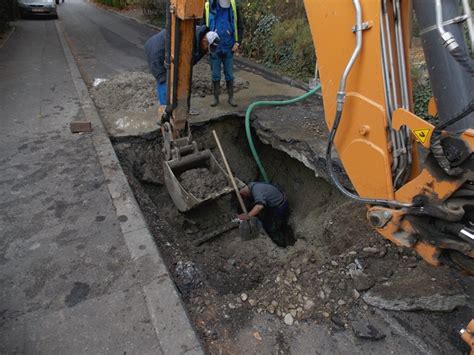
[219,0,231,8]
[206,31,219,46]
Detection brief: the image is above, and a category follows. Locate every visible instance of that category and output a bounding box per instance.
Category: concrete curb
[55,20,204,355]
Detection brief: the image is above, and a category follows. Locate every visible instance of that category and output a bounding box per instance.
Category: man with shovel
[239,182,294,247]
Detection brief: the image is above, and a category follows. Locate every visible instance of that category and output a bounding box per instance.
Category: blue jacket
[205,0,243,51]
[145,25,209,83]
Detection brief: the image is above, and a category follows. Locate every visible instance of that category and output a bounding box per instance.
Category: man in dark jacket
[205,0,243,107]
[239,182,294,247]
[144,25,219,105]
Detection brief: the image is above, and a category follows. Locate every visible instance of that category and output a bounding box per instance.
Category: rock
[290,309,297,317]
[228,303,236,309]
[267,305,275,314]
[362,264,467,311]
[318,290,326,300]
[257,308,263,314]
[331,315,345,329]
[284,313,294,325]
[322,311,330,318]
[353,289,361,299]
[331,260,339,267]
[249,299,257,306]
[227,258,237,266]
[352,320,386,341]
[348,251,357,256]
[241,293,248,302]
[271,300,279,307]
[350,269,375,292]
[363,247,379,254]
[304,299,316,311]
[337,299,346,306]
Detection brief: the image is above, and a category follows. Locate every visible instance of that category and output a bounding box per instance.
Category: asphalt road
[58,0,155,83]
[0,18,166,353]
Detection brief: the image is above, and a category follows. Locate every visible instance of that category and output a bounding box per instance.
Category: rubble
[284,313,294,325]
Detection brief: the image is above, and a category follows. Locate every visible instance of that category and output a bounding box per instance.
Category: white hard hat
[206,31,219,46]
[219,0,231,9]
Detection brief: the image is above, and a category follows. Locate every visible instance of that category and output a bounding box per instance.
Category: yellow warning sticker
[413,128,431,144]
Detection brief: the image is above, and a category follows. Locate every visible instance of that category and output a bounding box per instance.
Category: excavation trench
[113,118,383,343]
[112,117,469,353]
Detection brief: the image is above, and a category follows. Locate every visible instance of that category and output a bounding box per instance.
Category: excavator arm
[303,0,473,272]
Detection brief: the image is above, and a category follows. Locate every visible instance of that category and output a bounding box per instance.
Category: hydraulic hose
[245,85,321,183]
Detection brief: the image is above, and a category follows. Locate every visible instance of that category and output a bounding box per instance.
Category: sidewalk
[0,19,201,354]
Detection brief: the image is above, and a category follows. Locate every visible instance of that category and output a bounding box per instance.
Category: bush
[240,0,316,81]
[0,0,17,34]
[95,0,128,9]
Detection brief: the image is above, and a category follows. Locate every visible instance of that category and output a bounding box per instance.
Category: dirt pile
[90,66,250,115]
[179,167,228,199]
[91,72,157,113]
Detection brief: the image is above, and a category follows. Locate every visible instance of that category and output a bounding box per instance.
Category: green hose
[245,84,322,183]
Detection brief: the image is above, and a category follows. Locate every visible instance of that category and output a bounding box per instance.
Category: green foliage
[240,0,316,81]
[95,0,128,10]
[413,83,438,124]
[0,0,17,34]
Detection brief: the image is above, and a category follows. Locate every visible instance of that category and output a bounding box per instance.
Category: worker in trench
[239,182,295,248]
[144,25,220,106]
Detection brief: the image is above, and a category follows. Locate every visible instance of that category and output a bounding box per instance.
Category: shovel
[212,130,260,241]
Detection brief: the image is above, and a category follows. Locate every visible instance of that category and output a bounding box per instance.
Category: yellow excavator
[161,0,472,350]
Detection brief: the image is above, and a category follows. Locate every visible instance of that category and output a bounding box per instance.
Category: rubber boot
[226,80,238,107]
[211,81,220,107]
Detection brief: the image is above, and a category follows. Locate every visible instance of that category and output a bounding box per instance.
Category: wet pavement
[0,17,198,354]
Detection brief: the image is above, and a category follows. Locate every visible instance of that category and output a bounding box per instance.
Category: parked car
[18,0,58,19]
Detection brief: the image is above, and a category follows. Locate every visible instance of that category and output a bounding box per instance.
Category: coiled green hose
[245,84,322,183]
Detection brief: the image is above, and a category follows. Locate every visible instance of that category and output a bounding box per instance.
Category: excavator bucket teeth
[163,149,235,212]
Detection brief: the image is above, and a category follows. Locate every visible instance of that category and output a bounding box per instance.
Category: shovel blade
[239,217,260,241]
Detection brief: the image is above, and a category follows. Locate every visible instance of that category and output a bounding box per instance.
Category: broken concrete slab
[362,264,467,311]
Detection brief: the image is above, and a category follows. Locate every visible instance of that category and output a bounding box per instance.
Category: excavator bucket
[163,149,235,212]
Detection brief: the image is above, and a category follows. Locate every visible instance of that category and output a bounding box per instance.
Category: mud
[192,61,250,97]
[113,118,472,354]
[179,167,228,199]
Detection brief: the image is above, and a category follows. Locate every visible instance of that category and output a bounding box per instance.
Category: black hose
[430,98,474,176]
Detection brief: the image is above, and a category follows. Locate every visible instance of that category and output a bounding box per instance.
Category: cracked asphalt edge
[55,19,204,355]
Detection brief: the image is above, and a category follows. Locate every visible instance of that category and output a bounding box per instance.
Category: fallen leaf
[253,331,262,341]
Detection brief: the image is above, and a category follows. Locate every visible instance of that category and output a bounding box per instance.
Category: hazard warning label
[413,128,431,143]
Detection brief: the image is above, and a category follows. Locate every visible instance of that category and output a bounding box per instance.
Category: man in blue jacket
[145,26,219,105]
[205,0,243,107]
[239,182,294,248]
